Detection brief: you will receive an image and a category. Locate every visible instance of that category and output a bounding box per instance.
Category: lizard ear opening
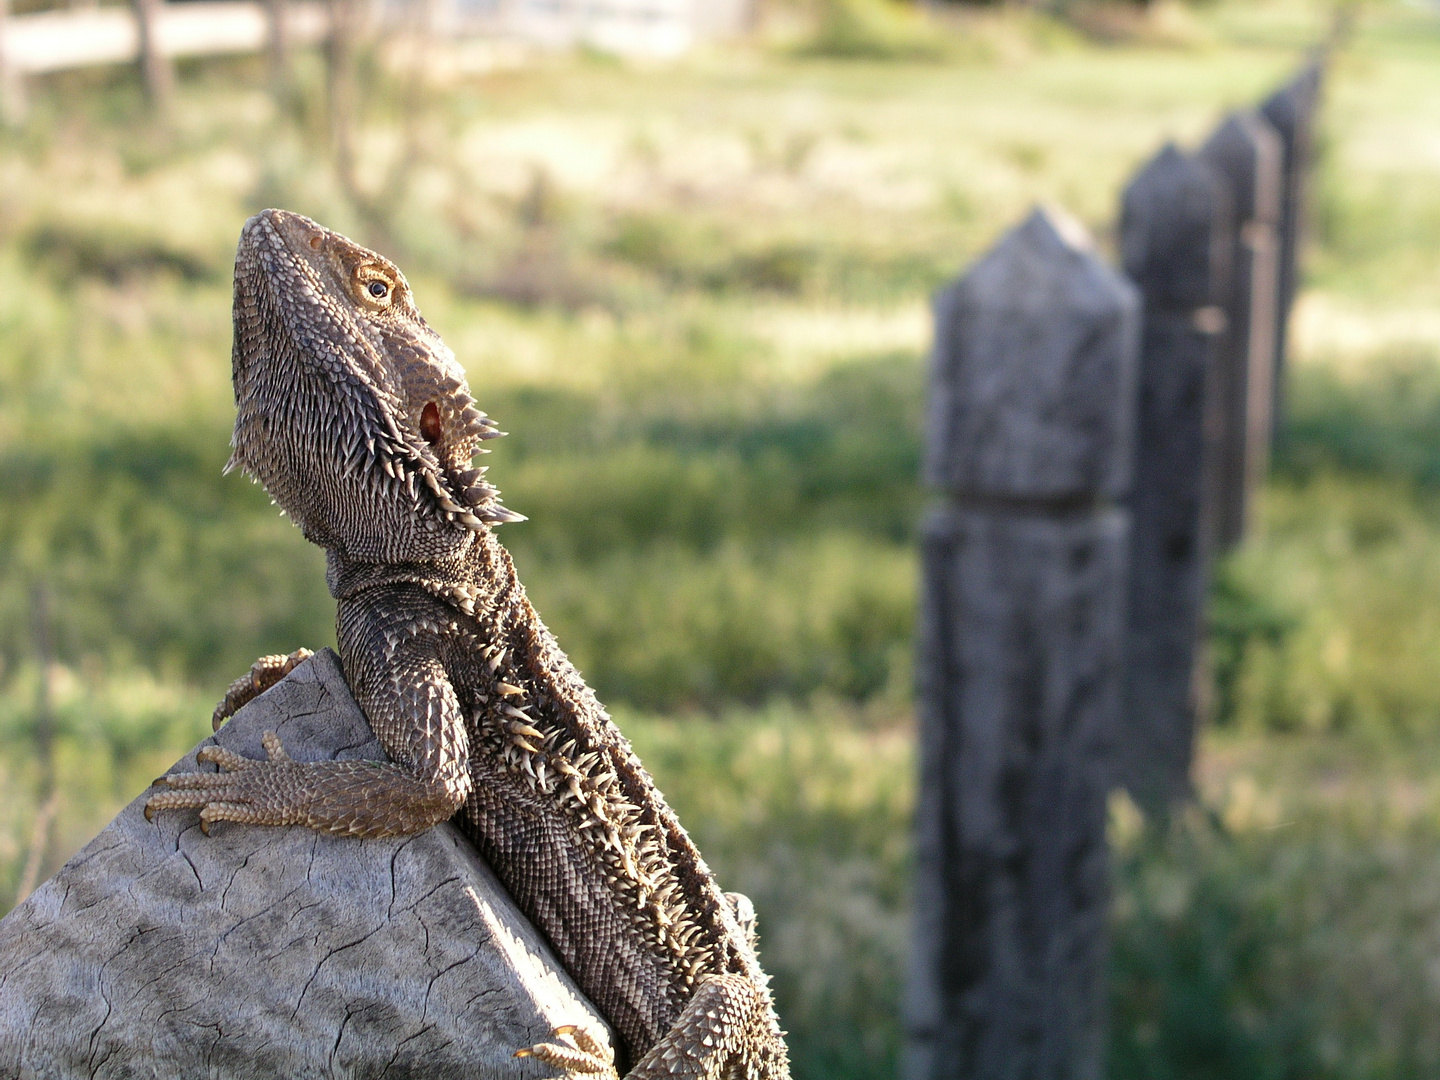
[420,401,443,447]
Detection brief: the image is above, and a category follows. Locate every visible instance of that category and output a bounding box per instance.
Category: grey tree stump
[1117,144,1231,813]
[1199,110,1283,551]
[0,648,611,1079]
[1260,59,1325,432]
[904,207,1139,1080]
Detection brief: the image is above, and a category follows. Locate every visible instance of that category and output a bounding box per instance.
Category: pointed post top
[1261,59,1324,139]
[1028,202,1094,253]
[1201,110,1283,224]
[1121,144,1231,312]
[925,207,1140,503]
[961,205,1134,321]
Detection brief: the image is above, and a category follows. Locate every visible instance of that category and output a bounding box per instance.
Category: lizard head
[229,208,522,563]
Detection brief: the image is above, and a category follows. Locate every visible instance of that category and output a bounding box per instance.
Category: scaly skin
[145,210,791,1080]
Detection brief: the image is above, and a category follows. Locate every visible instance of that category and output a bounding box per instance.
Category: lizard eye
[420,402,442,447]
[368,280,389,299]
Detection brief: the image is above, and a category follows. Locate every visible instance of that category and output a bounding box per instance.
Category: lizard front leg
[147,630,471,837]
[212,647,314,731]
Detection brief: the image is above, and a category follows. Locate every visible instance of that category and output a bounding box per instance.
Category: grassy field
[2,0,1440,1075]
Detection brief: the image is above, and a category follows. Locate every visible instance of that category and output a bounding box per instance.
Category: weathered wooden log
[1117,144,1231,813]
[0,648,611,1079]
[1199,110,1283,551]
[1260,59,1325,433]
[904,207,1139,1080]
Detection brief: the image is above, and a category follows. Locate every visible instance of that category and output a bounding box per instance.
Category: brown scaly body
[146,210,790,1079]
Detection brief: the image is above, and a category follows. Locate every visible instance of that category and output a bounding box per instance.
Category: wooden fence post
[1198,112,1282,552]
[131,0,175,114]
[1117,144,1231,813]
[904,207,1139,1080]
[1260,60,1324,434]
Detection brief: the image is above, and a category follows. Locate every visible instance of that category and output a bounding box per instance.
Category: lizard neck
[326,530,526,627]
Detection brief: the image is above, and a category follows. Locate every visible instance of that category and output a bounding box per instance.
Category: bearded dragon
[145,209,791,1080]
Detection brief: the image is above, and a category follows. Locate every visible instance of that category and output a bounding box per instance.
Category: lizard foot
[146,729,466,839]
[145,731,307,834]
[514,1024,618,1078]
[626,973,789,1080]
[213,648,314,731]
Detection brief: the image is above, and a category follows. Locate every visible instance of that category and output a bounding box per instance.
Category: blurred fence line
[378,0,747,57]
[908,54,1326,1080]
[0,0,742,118]
[0,1,327,74]
[0,0,749,122]
[0,0,330,118]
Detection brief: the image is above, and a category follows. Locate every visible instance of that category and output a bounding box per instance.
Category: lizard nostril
[420,402,442,447]
[308,234,323,250]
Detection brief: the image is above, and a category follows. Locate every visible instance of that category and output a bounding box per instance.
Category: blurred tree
[267,0,294,103]
[0,0,26,126]
[131,0,174,115]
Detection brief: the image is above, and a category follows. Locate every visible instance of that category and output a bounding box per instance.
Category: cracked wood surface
[0,648,611,1078]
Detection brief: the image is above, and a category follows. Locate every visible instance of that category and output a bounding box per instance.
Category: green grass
[2,1,1440,1076]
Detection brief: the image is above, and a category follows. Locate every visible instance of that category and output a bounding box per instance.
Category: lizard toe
[195,745,260,772]
[514,1025,616,1078]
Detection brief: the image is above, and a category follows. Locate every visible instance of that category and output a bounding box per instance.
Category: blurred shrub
[797,0,952,61]
[1279,350,1440,488]
[499,354,925,557]
[602,216,822,296]
[521,534,915,710]
[600,212,952,304]
[22,220,222,287]
[1208,559,1298,730]
[1209,473,1440,738]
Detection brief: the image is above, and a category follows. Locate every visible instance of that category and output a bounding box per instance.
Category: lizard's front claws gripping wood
[146,731,301,833]
[145,730,468,838]
[213,648,314,731]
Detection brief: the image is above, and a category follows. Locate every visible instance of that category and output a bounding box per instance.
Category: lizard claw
[514,1025,616,1077]
[144,732,305,833]
[213,648,314,731]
